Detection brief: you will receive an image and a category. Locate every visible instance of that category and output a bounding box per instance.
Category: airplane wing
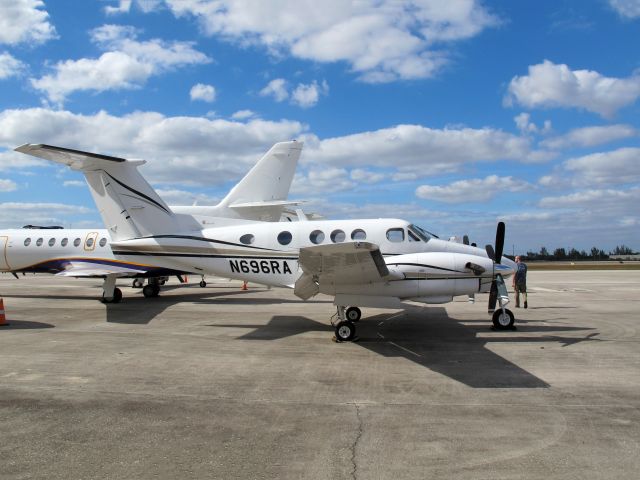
[294,242,390,300]
[54,261,147,278]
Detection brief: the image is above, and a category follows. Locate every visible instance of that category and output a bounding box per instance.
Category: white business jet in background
[0,141,302,302]
[14,142,517,341]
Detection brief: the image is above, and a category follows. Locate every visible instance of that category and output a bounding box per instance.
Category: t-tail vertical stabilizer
[15,144,178,241]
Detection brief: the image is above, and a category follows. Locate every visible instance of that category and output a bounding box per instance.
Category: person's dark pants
[515,282,527,308]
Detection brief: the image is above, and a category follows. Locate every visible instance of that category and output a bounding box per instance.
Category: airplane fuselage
[109,218,514,305]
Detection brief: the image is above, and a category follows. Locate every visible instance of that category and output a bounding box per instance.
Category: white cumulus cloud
[303,124,549,174]
[159,0,499,82]
[415,175,530,203]
[259,78,289,102]
[541,124,637,150]
[30,24,211,104]
[0,178,18,191]
[0,0,56,46]
[563,147,640,187]
[0,107,304,187]
[190,83,216,102]
[0,202,93,227]
[0,52,26,79]
[291,80,329,108]
[608,0,640,18]
[505,60,640,118]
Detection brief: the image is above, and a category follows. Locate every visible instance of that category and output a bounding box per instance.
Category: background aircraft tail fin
[218,140,302,216]
[15,144,178,241]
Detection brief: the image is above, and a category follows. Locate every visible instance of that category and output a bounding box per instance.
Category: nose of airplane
[501,257,517,276]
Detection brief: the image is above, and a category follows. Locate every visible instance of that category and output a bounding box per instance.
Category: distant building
[609,254,640,261]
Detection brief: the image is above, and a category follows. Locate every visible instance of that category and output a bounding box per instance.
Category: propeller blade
[485,244,495,260]
[463,235,469,245]
[494,221,505,264]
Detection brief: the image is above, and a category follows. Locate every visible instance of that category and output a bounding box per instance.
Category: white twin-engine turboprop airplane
[0,142,303,300]
[13,142,517,341]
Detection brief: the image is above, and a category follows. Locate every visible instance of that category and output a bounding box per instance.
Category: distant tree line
[521,245,636,261]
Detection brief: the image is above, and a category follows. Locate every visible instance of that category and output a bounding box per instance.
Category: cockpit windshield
[408,224,439,242]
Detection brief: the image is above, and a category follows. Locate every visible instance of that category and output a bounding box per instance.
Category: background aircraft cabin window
[99,238,107,247]
[277,231,292,245]
[386,228,405,243]
[48,238,56,247]
[240,234,255,245]
[86,238,94,248]
[331,229,346,243]
[24,238,31,246]
[36,238,43,246]
[73,238,81,247]
[61,238,68,247]
[309,230,325,244]
[351,229,367,240]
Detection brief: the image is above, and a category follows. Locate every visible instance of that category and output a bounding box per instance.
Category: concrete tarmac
[1,271,639,479]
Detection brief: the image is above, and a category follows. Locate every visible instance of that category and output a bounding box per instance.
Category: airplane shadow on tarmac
[214,307,602,389]
[104,286,330,324]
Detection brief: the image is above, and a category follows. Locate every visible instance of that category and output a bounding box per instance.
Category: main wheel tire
[199,280,207,288]
[132,279,144,288]
[143,284,160,298]
[492,308,515,330]
[335,320,356,342]
[102,287,123,304]
[345,306,361,322]
[112,287,123,303]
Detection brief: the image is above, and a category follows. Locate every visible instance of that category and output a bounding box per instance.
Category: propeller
[487,222,506,313]
[463,234,469,245]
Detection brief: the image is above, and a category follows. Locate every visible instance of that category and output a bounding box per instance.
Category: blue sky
[0,0,639,253]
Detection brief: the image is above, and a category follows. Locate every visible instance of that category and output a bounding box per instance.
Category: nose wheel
[492,308,515,329]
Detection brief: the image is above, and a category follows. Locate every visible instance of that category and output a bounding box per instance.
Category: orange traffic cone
[0,298,9,327]
[241,281,248,291]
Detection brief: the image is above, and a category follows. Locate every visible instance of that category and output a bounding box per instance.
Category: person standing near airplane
[513,255,528,308]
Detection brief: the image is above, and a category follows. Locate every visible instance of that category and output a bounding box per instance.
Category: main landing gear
[101,274,122,304]
[142,278,161,298]
[332,306,362,342]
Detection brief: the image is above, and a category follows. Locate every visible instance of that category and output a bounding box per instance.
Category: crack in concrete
[350,403,363,480]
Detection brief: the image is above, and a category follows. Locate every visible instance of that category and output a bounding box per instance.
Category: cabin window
[309,230,325,244]
[24,238,31,247]
[73,238,81,247]
[277,231,292,245]
[351,229,366,241]
[61,238,68,247]
[86,238,94,248]
[240,234,255,245]
[99,238,107,247]
[36,238,43,247]
[48,238,56,247]
[386,228,405,243]
[330,229,346,243]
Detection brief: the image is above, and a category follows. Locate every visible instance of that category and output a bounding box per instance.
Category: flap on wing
[54,261,147,278]
[294,242,389,299]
